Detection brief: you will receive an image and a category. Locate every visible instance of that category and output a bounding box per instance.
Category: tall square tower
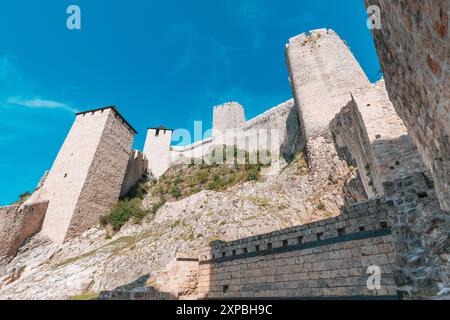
[38,106,136,243]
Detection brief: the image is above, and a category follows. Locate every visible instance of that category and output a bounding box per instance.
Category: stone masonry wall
[120,150,149,197]
[331,80,426,197]
[170,100,301,166]
[170,138,214,164]
[365,0,450,212]
[150,256,199,299]
[241,99,302,161]
[384,173,450,297]
[198,199,397,299]
[0,202,48,264]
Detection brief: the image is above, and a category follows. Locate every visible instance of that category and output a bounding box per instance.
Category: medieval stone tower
[286,29,370,139]
[285,29,371,184]
[38,106,136,243]
[212,102,246,145]
[143,127,173,178]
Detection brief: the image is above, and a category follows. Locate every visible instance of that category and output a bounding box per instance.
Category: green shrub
[103,198,146,232]
[196,170,209,184]
[245,165,260,181]
[124,178,149,200]
[174,176,182,184]
[13,191,32,205]
[170,185,182,199]
[69,292,100,300]
[100,145,277,233]
[150,196,166,215]
[316,202,326,211]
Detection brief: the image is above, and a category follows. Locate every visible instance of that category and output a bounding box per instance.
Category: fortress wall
[169,99,301,166]
[241,99,301,160]
[365,0,450,212]
[0,202,48,263]
[170,138,213,163]
[198,198,397,299]
[331,98,381,197]
[352,81,426,184]
[143,128,173,178]
[120,150,149,197]
[331,80,426,197]
[383,173,450,297]
[241,100,295,131]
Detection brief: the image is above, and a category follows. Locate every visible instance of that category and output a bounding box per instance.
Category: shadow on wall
[280,105,304,163]
[197,198,398,300]
[198,171,448,300]
[332,133,429,201]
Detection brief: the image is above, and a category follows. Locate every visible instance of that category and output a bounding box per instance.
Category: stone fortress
[0,0,448,299]
[144,99,299,179]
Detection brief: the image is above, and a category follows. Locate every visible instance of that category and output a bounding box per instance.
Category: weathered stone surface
[0,202,48,265]
[171,99,302,171]
[365,0,450,212]
[331,80,427,197]
[286,28,370,139]
[144,127,173,179]
[120,150,149,197]
[0,145,354,300]
[285,29,369,196]
[197,202,396,299]
[384,173,450,298]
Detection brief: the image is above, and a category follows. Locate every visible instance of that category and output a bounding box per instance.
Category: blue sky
[0,0,380,205]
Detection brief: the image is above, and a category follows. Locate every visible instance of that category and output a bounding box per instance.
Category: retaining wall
[198,198,397,299]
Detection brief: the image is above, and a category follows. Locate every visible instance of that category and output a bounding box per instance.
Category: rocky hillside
[0,142,358,300]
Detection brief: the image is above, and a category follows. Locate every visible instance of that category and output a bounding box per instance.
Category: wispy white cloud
[0,54,76,114]
[6,97,78,113]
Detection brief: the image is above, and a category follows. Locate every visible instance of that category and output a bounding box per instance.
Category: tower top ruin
[286,28,370,139]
